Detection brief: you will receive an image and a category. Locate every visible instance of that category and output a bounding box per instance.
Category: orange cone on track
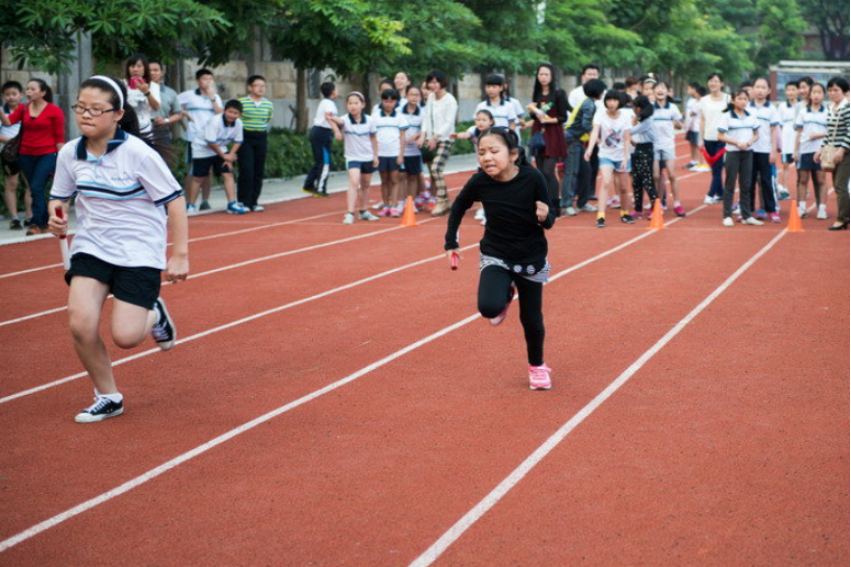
[647,198,665,230]
[400,196,419,227]
[786,202,804,233]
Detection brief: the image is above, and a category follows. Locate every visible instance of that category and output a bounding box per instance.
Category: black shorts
[1,156,20,176]
[403,155,423,175]
[377,156,401,172]
[347,160,376,174]
[65,253,161,309]
[192,155,231,177]
[686,131,699,146]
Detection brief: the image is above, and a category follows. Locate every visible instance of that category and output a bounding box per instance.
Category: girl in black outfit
[444,128,556,390]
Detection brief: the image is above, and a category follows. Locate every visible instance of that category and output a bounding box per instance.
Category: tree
[798,0,850,60]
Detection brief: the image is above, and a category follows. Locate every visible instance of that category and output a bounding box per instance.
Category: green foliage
[797,0,849,60]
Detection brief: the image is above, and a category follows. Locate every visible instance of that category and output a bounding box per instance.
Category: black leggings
[632,143,657,211]
[478,266,545,366]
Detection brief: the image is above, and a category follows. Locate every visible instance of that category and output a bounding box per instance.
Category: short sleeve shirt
[593,109,632,161]
[778,101,799,154]
[748,101,780,154]
[192,115,244,159]
[474,99,517,129]
[717,110,759,152]
[400,104,423,157]
[372,109,408,157]
[794,104,828,154]
[652,100,683,150]
[341,113,377,162]
[124,80,161,134]
[0,103,21,151]
[177,89,223,142]
[313,98,339,129]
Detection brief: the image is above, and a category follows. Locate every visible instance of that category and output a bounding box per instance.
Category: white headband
[90,75,124,110]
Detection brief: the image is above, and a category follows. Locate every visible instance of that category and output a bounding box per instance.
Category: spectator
[123,53,161,135]
[238,75,274,211]
[421,69,458,217]
[148,59,183,146]
[0,80,30,230]
[178,68,223,213]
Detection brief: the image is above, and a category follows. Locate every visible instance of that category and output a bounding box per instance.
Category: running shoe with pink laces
[490,282,517,326]
[674,205,686,217]
[528,364,552,390]
[769,212,781,223]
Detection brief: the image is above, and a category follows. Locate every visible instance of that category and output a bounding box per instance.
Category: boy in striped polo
[237,75,274,212]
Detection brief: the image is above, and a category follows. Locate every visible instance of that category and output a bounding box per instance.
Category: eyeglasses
[71,103,116,117]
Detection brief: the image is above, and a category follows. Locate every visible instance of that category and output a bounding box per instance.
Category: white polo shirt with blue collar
[50,129,183,269]
[794,103,829,154]
[651,100,683,151]
[717,109,759,152]
[372,108,409,158]
[778,100,799,154]
[401,104,423,157]
[474,98,518,129]
[341,113,377,162]
[177,88,223,142]
[748,100,780,154]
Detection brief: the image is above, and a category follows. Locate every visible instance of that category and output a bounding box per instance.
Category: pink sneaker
[674,205,686,217]
[769,212,781,223]
[490,283,517,326]
[528,364,552,390]
[631,209,642,219]
[378,207,392,217]
[389,207,402,218]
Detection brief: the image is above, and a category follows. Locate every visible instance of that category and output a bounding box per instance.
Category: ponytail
[28,78,53,104]
[724,89,749,113]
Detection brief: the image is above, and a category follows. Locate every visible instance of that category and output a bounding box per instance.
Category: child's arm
[584,124,601,160]
[769,125,779,164]
[398,130,405,166]
[450,131,472,140]
[370,133,379,168]
[621,129,631,172]
[330,120,343,142]
[164,197,189,283]
[793,129,802,161]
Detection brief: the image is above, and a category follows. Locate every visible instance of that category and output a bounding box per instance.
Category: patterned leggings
[632,143,657,210]
[429,140,453,200]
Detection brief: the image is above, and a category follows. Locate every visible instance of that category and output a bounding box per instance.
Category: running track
[0,144,848,566]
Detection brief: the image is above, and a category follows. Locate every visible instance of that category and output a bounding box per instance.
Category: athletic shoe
[371,201,385,210]
[75,392,124,423]
[302,187,318,196]
[199,200,211,211]
[9,218,22,230]
[490,282,517,326]
[565,206,578,216]
[683,161,697,170]
[596,217,605,228]
[377,207,391,217]
[769,212,781,223]
[528,364,552,390]
[754,209,767,220]
[23,217,33,227]
[342,213,355,225]
[151,298,176,351]
[620,214,635,224]
[644,207,653,220]
[474,208,486,221]
[226,201,249,214]
[587,195,598,201]
[743,217,764,226]
[816,205,828,220]
[732,204,740,217]
[186,204,198,215]
[581,203,598,213]
[631,209,642,219]
[722,217,735,227]
[713,196,723,204]
[315,191,330,198]
[778,187,791,200]
[25,226,44,236]
[697,164,711,172]
[607,196,621,209]
[389,207,402,218]
[674,205,686,217]
[431,199,451,217]
[359,210,379,221]
[252,204,265,212]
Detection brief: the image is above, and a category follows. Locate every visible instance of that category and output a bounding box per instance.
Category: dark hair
[810,82,826,96]
[625,76,640,88]
[224,99,243,112]
[378,78,394,91]
[633,95,654,122]
[752,77,770,89]
[707,72,724,83]
[426,70,449,90]
[827,76,850,93]
[27,78,53,103]
[406,85,422,99]
[320,82,336,98]
[475,109,495,123]
[1,81,23,93]
[785,81,799,90]
[688,81,701,91]
[612,81,626,91]
[697,86,708,97]
[724,89,750,112]
[603,90,625,109]
[583,78,606,99]
[478,127,528,166]
[195,68,213,80]
[655,80,670,91]
[581,64,601,76]
[485,74,505,87]
[148,59,164,71]
[247,74,265,86]
[739,80,753,89]
[346,92,365,103]
[502,77,513,98]
[380,88,400,101]
[532,63,559,103]
[125,53,151,84]
[79,76,173,164]
[797,76,814,87]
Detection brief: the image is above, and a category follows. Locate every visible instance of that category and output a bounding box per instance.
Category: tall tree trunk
[296,66,308,134]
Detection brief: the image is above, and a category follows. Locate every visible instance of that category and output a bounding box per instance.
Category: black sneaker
[23,218,33,227]
[9,218,22,230]
[151,298,176,351]
[75,394,124,423]
[199,200,211,211]
[620,214,635,224]
[315,190,330,198]
[596,218,605,228]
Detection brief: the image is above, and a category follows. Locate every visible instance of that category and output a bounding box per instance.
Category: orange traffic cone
[399,196,419,227]
[786,202,804,233]
[647,198,665,230]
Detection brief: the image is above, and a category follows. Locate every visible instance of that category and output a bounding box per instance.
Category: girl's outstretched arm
[164,197,189,283]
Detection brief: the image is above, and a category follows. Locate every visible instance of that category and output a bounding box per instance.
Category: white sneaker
[251,204,265,212]
[371,201,384,210]
[474,208,485,220]
[186,204,198,215]
[704,195,715,205]
[722,217,734,227]
[566,206,578,216]
[816,205,828,220]
[359,210,379,221]
[342,213,355,225]
[581,203,598,212]
[744,217,764,226]
[798,205,808,218]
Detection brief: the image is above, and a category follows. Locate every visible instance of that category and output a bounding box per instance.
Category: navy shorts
[403,155,423,175]
[347,160,376,174]
[782,153,795,164]
[686,131,699,145]
[797,152,821,171]
[377,156,401,172]
[192,155,231,177]
[65,253,161,309]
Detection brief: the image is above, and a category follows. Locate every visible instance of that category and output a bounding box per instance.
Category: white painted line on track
[0,200,704,552]
[406,228,788,567]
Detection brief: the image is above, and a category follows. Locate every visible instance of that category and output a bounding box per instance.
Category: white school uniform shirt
[778,100,799,154]
[401,104,423,157]
[700,93,731,142]
[685,98,700,133]
[124,80,161,135]
[717,109,759,152]
[371,98,406,117]
[49,130,183,270]
[372,108,409,158]
[748,100,780,154]
[177,89,223,142]
[313,98,339,129]
[651,100,683,151]
[474,99,517,129]
[0,104,21,150]
[192,115,244,159]
[340,113,377,162]
[794,103,829,155]
[593,109,632,161]
[508,96,525,138]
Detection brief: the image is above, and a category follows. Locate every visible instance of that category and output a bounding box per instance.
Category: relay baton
[55,207,71,270]
[450,252,459,270]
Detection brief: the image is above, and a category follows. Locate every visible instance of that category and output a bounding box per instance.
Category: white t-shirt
[685,98,700,133]
[652,100,683,150]
[474,99,517,129]
[508,96,525,138]
[49,131,183,270]
[794,103,829,155]
[778,101,799,154]
[0,104,21,150]
[313,98,339,129]
[593,109,632,161]
[717,110,759,153]
[177,89,223,142]
[340,113,377,162]
[192,115,244,160]
[372,108,409,157]
[400,104,423,157]
[699,94,731,142]
[124,80,161,134]
[748,100,780,154]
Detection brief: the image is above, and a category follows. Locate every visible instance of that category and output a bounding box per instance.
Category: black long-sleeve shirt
[444,165,555,265]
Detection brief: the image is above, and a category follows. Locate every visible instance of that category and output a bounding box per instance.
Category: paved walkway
[0,154,481,246]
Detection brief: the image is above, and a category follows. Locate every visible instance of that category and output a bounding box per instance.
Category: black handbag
[0,104,24,163]
[528,130,546,155]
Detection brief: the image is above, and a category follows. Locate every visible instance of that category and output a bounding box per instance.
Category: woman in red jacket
[0,79,65,235]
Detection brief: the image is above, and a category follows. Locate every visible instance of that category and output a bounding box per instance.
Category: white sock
[819,203,826,210]
[798,201,806,210]
[674,200,681,207]
[101,392,123,403]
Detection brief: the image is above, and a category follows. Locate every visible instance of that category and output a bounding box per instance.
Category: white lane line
[0,203,701,552]
[406,229,788,567]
